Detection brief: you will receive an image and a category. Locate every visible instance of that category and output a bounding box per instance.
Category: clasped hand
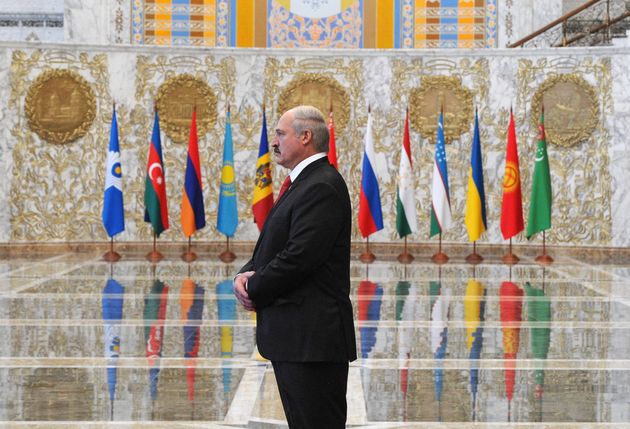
[233,271,256,311]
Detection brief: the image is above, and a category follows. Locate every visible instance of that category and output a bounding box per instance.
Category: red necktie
[275,176,292,205]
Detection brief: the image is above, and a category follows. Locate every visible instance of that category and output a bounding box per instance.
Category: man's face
[272,110,306,170]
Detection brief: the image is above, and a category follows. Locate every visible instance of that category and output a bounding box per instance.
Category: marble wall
[0,42,628,247]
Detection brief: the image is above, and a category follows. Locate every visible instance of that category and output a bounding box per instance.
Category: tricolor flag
[327,107,338,169]
[430,110,452,237]
[217,109,238,237]
[358,109,384,238]
[396,109,417,238]
[252,108,273,231]
[500,109,524,240]
[144,110,169,236]
[181,109,206,237]
[180,279,204,402]
[465,109,487,242]
[102,278,124,405]
[102,106,124,237]
[526,108,552,239]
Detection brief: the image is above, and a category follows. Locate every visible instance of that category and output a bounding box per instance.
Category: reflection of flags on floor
[144,279,169,401]
[102,278,124,409]
[499,281,523,409]
[525,282,551,401]
[395,281,414,401]
[217,279,236,393]
[464,279,486,418]
[180,279,204,402]
[430,282,451,403]
[357,280,383,358]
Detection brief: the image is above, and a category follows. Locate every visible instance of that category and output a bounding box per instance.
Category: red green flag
[526,109,552,239]
[144,110,169,236]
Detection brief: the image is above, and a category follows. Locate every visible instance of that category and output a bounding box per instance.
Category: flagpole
[146,232,163,262]
[219,235,236,263]
[397,236,414,264]
[360,236,376,264]
[431,232,448,264]
[466,240,483,264]
[502,238,519,265]
[182,236,197,262]
[535,231,554,264]
[103,236,121,262]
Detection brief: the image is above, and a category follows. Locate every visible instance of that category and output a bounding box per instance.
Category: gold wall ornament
[408,75,474,143]
[25,69,96,144]
[155,74,218,143]
[276,73,350,132]
[531,73,599,148]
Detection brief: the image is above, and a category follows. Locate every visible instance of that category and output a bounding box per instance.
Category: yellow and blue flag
[102,106,124,237]
[465,109,487,242]
[217,109,238,237]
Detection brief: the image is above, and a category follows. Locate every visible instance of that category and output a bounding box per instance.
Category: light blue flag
[102,106,125,237]
[217,110,238,237]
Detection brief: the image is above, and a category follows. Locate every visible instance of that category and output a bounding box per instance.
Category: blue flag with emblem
[102,106,125,237]
[217,109,238,237]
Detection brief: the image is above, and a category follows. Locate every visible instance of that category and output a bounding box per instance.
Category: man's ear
[301,129,313,146]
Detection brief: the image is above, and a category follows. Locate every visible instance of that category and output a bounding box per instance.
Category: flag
[430,110,452,237]
[465,109,487,242]
[252,108,273,231]
[464,279,486,412]
[181,109,206,237]
[396,109,418,238]
[180,279,204,401]
[144,110,169,236]
[327,107,338,169]
[144,279,169,401]
[217,279,236,393]
[525,282,551,400]
[526,109,552,239]
[499,281,523,404]
[217,109,238,237]
[358,110,384,238]
[500,109,524,239]
[102,106,124,237]
[357,280,383,358]
[102,278,124,404]
[430,281,450,402]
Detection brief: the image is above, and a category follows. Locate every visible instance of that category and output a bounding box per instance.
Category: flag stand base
[146,250,163,263]
[502,252,519,265]
[465,252,483,264]
[102,250,121,262]
[397,251,414,264]
[219,250,236,263]
[182,251,197,263]
[431,252,449,264]
[535,254,553,265]
[359,251,376,264]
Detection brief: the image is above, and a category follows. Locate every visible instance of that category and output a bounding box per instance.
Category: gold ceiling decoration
[155,74,218,143]
[25,69,96,144]
[408,75,474,143]
[276,73,350,132]
[531,73,599,148]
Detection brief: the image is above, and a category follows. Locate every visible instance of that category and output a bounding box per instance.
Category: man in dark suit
[233,105,357,428]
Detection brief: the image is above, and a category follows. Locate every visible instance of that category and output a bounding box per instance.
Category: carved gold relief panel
[9,50,112,241]
[264,57,365,239]
[517,58,610,245]
[134,55,236,241]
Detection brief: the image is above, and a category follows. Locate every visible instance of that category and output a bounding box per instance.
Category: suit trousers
[272,361,349,429]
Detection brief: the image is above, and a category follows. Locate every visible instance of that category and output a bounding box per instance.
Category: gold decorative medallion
[531,74,599,148]
[25,69,96,144]
[408,75,474,143]
[155,74,218,143]
[277,73,350,132]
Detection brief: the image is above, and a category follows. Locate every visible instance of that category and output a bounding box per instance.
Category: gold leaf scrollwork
[531,73,599,148]
[155,74,218,143]
[408,75,474,143]
[277,73,350,132]
[25,69,96,144]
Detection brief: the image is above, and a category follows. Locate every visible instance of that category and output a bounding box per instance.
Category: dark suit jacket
[239,157,357,363]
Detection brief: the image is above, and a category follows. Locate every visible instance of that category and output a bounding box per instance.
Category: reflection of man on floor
[234,105,356,428]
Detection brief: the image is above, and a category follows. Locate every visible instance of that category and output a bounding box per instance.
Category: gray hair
[290,105,329,152]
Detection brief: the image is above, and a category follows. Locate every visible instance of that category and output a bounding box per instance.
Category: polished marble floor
[1,249,630,428]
